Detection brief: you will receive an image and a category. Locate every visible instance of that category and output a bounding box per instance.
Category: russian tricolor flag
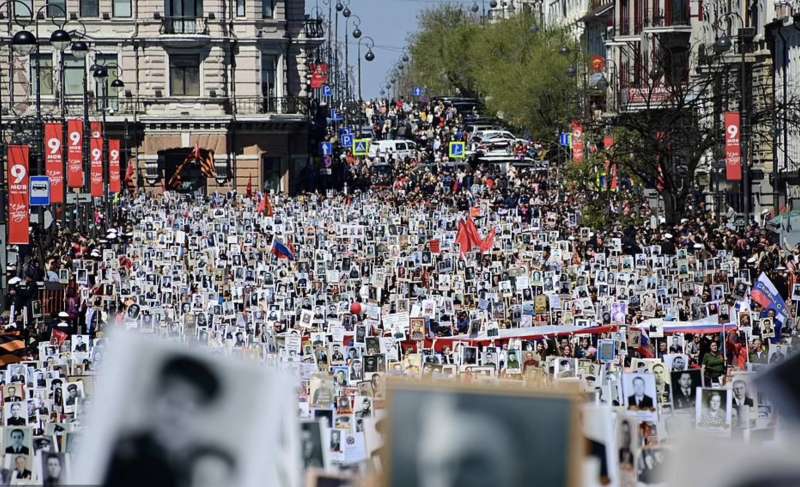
[751,272,788,338]
[271,239,295,260]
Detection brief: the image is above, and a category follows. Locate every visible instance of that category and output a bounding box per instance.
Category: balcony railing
[3,95,311,117]
[235,96,310,115]
[160,16,209,35]
[303,16,325,39]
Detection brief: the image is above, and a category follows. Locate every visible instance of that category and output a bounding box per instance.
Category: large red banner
[7,145,29,244]
[66,119,83,188]
[571,120,584,163]
[44,123,64,203]
[90,122,104,198]
[310,63,329,89]
[724,112,742,181]
[109,139,121,193]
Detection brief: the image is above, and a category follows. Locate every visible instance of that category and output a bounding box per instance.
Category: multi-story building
[1,0,324,195]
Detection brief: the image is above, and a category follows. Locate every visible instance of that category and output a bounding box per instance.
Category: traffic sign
[413,86,425,97]
[341,134,354,149]
[339,127,353,140]
[559,132,570,147]
[322,85,332,98]
[66,193,92,204]
[30,176,50,206]
[321,142,333,156]
[353,139,370,156]
[330,109,343,122]
[323,156,332,168]
[449,141,466,160]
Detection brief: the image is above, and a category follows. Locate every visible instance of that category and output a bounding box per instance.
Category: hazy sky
[307,0,474,99]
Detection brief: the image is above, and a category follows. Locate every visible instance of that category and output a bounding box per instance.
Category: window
[30,54,53,96]
[47,0,66,17]
[113,0,132,17]
[170,55,200,96]
[165,0,203,33]
[14,0,32,17]
[64,55,85,97]
[261,53,277,103]
[262,0,274,18]
[96,53,119,110]
[80,0,99,17]
[236,0,245,16]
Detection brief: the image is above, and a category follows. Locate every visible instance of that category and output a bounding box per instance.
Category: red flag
[455,221,472,255]
[66,119,83,188]
[124,158,135,188]
[109,139,121,193]
[429,239,441,254]
[246,175,253,198]
[44,123,64,203]
[257,194,266,214]
[479,228,496,253]
[464,217,483,247]
[264,192,274,217]
[51,328,68,347]
[7,145,29,245]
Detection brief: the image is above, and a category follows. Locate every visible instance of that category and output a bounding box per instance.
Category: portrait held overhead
[2,0,800,484]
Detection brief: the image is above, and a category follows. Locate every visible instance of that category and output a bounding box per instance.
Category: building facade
[1,0,323,195]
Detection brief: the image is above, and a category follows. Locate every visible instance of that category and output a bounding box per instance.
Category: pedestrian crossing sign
[449,141,466,159]
[353,139,370,156]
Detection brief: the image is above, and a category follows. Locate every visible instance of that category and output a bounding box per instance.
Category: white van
[368,139,418,160]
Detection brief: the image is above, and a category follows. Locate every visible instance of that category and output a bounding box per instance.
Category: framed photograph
[300,421,327,470]
[695,388,732,432]
[729,374,757,430]
[385,380,581,487]
[622,373,657,411]
[71,333,293,487]
[597,339,615,363]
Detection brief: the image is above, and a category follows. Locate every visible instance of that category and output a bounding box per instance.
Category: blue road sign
[559,132,570,147]
[339,127,353,140]
[413,86,424,97]
[321,142,333,156]
[341,134,354,148]
[330,109,343,122]
[449,141,465,159]
[30,176,50,206]
[353,139,370,156]
[322,85,332,97]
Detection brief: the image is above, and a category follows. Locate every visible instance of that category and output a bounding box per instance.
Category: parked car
[367,139,418,160]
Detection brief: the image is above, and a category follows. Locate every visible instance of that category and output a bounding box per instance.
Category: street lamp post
[342,7,352,102]
[334,0,344,102]
[714,12,752,221]
[356,36,375,103]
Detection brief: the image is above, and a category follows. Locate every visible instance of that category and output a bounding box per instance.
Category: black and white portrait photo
[300,421,326,470]
[386,382,579,487]
[622,373,657,411]
[71,332,294,487]
[670,369,701,410]
[695,388,732,432]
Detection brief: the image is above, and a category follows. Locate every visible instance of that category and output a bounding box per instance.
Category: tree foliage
[403,6,579,139]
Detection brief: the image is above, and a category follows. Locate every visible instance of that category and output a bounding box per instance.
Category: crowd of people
[0,96,798,486]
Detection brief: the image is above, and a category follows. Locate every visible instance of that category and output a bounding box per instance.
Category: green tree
[405,5,480,97]
[469,14,578,140]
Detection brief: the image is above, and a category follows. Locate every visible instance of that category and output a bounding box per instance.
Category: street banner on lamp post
[44,123,64,203]
[109,139,121,193]
[571,120,584,163]
[66,119,83,188]
[7,145,29,245]
[90,122,104,198]
[724,112,742,181]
